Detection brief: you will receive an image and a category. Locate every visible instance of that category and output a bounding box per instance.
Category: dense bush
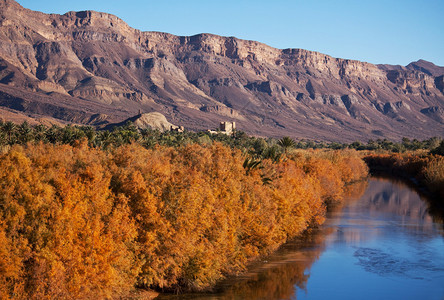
[0,142,139,299]
[0,142,368,298]
[364,153,444,199]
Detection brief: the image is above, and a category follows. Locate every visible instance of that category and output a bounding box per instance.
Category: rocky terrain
[0,0,443,141]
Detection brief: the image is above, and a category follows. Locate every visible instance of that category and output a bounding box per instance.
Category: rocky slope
[0,0,443,141]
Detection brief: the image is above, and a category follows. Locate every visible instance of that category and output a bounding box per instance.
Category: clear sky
[16,0,444,66]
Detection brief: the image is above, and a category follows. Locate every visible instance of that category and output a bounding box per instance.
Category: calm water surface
[158,178,444,300]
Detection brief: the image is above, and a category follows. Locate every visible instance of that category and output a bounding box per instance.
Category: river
[157,177,444,300]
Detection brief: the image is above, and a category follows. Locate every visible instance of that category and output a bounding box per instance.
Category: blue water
[296,178,444,300]
[157,178,444,300]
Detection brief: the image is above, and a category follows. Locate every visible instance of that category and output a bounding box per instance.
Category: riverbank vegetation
[1,120,442,298]
[364,153,444,200]
[0,140,367,299]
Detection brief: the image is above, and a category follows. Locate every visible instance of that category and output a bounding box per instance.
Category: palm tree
[18,121,33,143]
[262,145,281,163]
[45,125,62,143]
[243,157,262,176]
[2,121,17,144]
[80,126,96,144]
[278,136,296,154]
[98,130,113,149]
[34,124,48,142]
[0,131,6,146]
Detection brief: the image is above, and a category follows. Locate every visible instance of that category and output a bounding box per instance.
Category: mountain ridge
[0,0,443,141]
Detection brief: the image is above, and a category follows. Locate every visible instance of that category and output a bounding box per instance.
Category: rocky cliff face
[0,0,443,141]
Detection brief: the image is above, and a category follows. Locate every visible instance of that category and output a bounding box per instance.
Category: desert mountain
[0,0,443,141]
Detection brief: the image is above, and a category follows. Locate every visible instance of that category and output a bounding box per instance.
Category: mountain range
[0,0,443,141]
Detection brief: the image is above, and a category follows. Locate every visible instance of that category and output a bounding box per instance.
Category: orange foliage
[0,142,369,297]
[289,149,368,204]
[0,143,139,299]
[364,152,444,199]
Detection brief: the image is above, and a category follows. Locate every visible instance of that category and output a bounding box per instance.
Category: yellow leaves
[0,220,26,300]
[423,156,444,196]
[0,143,140,299]
[0,142,369,296]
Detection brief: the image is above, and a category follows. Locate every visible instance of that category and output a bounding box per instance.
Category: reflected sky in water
[297,178,444,300]
[158,178,444,300]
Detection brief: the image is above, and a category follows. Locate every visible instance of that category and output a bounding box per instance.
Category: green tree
[278,136,296,154]
[34,124,48,142]
[2,121,16,144]
[431,140,444,156]
[18,121,33,143]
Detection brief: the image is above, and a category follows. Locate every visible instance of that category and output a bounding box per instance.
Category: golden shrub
[0,143,369,296]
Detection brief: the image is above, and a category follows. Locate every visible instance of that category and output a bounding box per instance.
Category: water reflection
[157,178,444,300]
[328,178,442,247]
[156,228,331,300]
[297,178,444,300]
[370,173,444,228]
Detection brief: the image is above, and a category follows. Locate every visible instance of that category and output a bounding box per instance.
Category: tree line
[0,120,443,155]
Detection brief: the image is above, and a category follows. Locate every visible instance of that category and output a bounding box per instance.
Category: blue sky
[17,0,444,66]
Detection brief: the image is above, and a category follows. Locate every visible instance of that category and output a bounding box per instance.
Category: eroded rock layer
[0,0,443,141]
